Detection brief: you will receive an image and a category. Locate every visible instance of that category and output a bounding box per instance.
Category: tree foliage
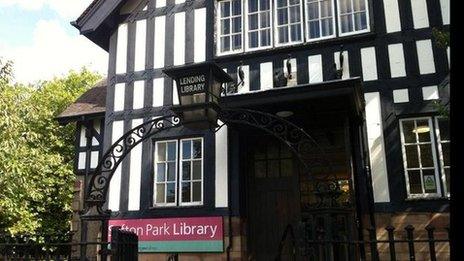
[0,59,102,236]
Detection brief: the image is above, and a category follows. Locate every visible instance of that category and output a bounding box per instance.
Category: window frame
[153,139,179,207]
[244,0,274,51]
[179,137,205,206]
[434,117,450,198]
[217,0,244,56]
[336,0,371,37]
[304,0,337,42]
[399,117,442,199]
[273,0,305,47]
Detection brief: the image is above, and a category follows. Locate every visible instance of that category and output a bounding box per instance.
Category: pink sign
[108,217,224,252]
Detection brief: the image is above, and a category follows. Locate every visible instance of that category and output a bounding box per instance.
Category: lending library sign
[108,217,223,253]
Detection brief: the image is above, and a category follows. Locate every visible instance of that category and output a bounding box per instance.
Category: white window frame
[399,117,442,199]
[179,137,204,206]
[304,0,337,42]
[434,117,450,198]
[217,0,244,56]
[273,0,305,47]
[336,0,370,37]
[153,140,178,207]
[244,0,274,51]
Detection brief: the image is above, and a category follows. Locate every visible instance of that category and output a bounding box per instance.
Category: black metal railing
[276,224,450,261]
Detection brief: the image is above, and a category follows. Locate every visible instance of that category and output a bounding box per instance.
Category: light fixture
[412,126,430,134]
[276,111,294,118]
[163,62,233,129]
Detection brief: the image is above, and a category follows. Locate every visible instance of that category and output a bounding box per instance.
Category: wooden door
[247,136,301,261]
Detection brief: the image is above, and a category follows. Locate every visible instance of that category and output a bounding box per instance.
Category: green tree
[0,59,101,236]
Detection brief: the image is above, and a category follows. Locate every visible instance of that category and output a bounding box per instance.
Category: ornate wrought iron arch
[82,109,334,219]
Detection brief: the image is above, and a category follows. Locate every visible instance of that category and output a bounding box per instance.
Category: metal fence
[276,224,450,261]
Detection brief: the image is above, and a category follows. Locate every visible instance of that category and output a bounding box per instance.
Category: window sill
[404,196,450,202]
[148,205,204,210]
[214,32,377,62]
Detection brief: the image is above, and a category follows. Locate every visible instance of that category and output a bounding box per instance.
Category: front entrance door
[246,135,301,261]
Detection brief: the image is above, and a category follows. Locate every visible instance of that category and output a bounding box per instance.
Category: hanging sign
[108,217,223,253]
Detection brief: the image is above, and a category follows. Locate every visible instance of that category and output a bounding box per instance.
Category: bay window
[218,0,243,54]
[337,0,369,36]
[399,117,450,199]
[246,0,273,50]
[305,0,335,41]
[275,0,304,46]
[154,138,204,207]
[216,0,370,55]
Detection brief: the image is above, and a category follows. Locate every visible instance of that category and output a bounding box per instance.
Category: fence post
[367,227,379,261]
[111,226,122,261]
[385,226,396,261]
[425,225,437,261]
[405,225,416,261]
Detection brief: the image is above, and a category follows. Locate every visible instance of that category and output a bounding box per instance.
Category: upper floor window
[399,117,449,199]
[246,0,273,50]
[218,0,243,54]
[153,138,204,207]
[216,0,370,55]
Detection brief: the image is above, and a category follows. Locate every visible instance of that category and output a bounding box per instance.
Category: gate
[110,226,138,261]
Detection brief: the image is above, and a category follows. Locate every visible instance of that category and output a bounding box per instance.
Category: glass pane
[290,24,301,41]
[232,34,242,50]
[268,160,280,177]
[166,183,176,203]
[221,19,230,35]
[232,0,242,15]
[278,27,289,43]
[441,143,450,166]
[281,143,292,157]
[249,31,259,48]
[260,11,270,27]
[402,120,416,143]
[277,8,288,25]
[249,14,259,30]
[182,161,191,180]
[193,182,202,202]
[321,18,333,36]
[232,17,242,33]
[167,162,176,181]
[260,29,271,46]
[416,120,431,142]
[157,163,166,182]
[182,140,191,159]
[221,36,230,52]
[248,0,258,12]
[290,0,300,4]
[260,0,270,10]
[267,141,279,158]
[156,184,165,203]
[192,160,202,180]
[353,0,366,11]
[309,21,320,38]
[419,144,434,168]
[182,182,191,202]
[157,143,166,161]
[281,159,293,177]
[193,140,202,159]
[405,145,419,168]
[289,6,300,23]
[255,161,267,178]
[167,142,176,161]
[423,170,437,193]
[339,0,352,14]
[438,118,450,141]
[408,170,422,194]
[320,0,332,17]
[444,168,450,194]
[340,14,353,33]
[277,0,287,8]
[307,2,319,19]
[354,12,367,31]
[221,2,230,17]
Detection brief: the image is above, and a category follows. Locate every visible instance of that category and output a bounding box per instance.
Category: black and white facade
[63,0,450,258]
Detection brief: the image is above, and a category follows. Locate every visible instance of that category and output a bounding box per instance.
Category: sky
[0,0,108,84]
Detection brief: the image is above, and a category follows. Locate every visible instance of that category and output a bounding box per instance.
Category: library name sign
[178,74,206,95]
[108,217,223,252]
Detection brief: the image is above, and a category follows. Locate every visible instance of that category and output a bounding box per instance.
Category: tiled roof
[56,79,107,122]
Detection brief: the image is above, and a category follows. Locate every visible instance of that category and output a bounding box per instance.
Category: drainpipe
[225,131,233,261]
